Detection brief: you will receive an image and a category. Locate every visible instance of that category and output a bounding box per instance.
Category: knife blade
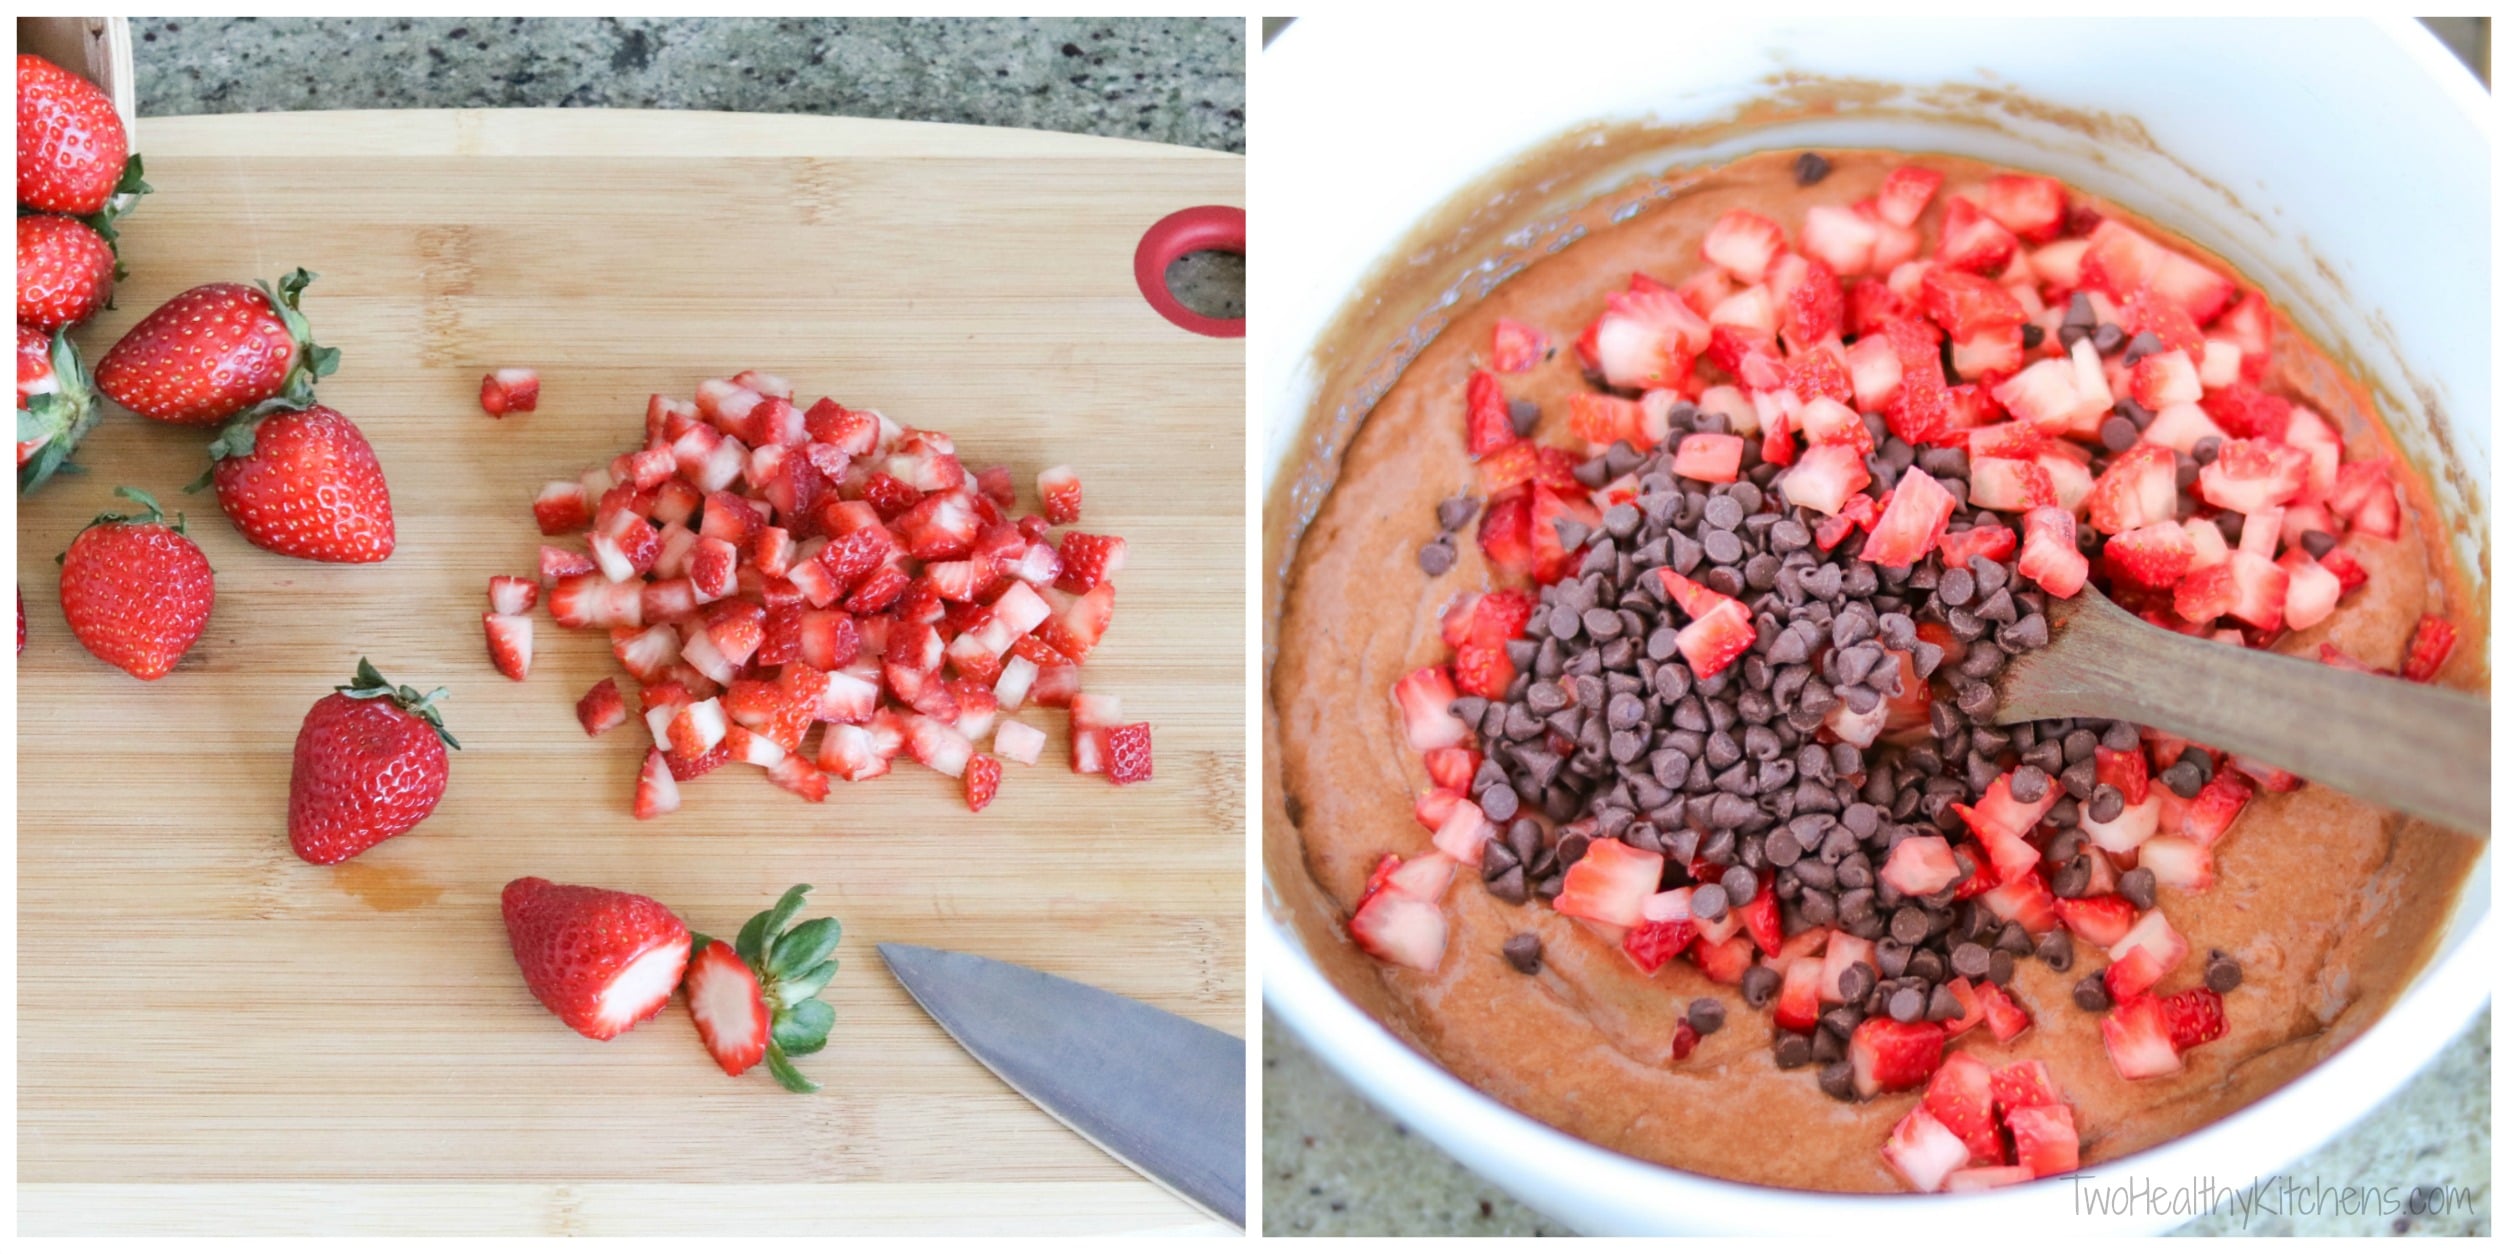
[877,943,1246,1228]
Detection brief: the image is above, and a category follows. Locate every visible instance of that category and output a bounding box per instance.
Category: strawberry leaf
[769,916,841,979]
[337,657,460,749]
[763,1041,819,1095]
[773,997,836,1056]
[776,959,838,1007]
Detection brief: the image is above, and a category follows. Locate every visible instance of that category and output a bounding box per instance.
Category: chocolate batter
[1267,149,2482,1192]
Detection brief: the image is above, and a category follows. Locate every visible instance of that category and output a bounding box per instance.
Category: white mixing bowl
[1258,15,2489,1235]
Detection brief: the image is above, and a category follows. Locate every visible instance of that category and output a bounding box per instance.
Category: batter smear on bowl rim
[1269,149,2481,1194]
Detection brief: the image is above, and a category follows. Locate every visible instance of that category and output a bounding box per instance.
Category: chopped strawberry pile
[1341,154,2468,1194]
[504,371,1145,815]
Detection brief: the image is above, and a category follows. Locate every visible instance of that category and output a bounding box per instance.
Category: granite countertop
[1262,15,2490,1238]
[127,17,1244,318]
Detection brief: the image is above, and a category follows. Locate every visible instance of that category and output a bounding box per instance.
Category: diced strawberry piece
[2102,520,2192,589]
[2195,438,2309,515]
[632,748,681,820]
[1976,174,2067,244]
[2402,615,2456,683]
[2138,835,2215,892]
[953,753,1002,813]
[483,612,533,681]
[1815,932,1875,1003]
[533,481,591,535]
[1874,165,1945,228]
[2084,444,2179,535]
[1782,257,1846,345]
[2100,996,2184,1080]
[1552,838,1664,929]
[1935,522,2016,573]
[572,677,627,738]
[1659,431,1741,484]
[2005,1103,2079,1178]
[2198,382,2293,442]
[1964,458,2052,514]
[1104,722,1153,786]
[1621,916,1697,976]
[1665,599,1751,681]
[2170,771,2255,847]
[480,367,541,417]
[1391,666,1468,751]
[1969,982,2031,1044]
[1462,368,1519,457]
[1879,834,1963,897]
[1768,443,1868,518]
[1773,958,1823,1031]
[539,545,596,583]
[1860,467,1956,567]
[1988,357,2081,433]
[1987,1060,2061,1121]
[1701,209,1786,283]
[1936,196,2019,275]
[2159,985,2228,1053]
[1350,890,1447,971]
[1685,933,1752,985]
[1949,325,2024,384]
[1793,203,1877,276]
[1584,287,1705,391]
[1489,317,1550,373]
[2106,909,2188,998]
[1852,1017,1948,1099]
[1882,1105,1970,1195]
[2014,506,2088,597]
[1923,1051,2003,1164]
[2128,349,2201,411]
[1048,532,1128,596]
[1976,870,2058,935]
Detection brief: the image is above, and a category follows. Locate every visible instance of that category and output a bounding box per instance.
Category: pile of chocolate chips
[1444,399,2156,1100]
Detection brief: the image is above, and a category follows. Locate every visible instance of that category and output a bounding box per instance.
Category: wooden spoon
[1992,584,2487,837]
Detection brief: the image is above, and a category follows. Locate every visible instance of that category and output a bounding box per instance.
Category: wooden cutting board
[16,110,1244,1237]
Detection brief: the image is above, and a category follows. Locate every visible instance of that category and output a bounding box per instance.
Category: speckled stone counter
[1263,1006,2489,1235]
[126,17,1245,319]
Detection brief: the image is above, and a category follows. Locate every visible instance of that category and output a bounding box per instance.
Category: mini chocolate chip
[1689,997,1727,1034]
[2123,331,2166,365]
[2161,760,2204,798]
[1502,932,1542,974]
[1987,949,2015,985]
[1887,986,1926,1023]
[1437,495,1479,532]
[1722,866,1759,904]
[1509,398,1541,437]
[1774,1031,1814,1069]
[2037,928,2074,972]
[1815,1057,1862,1104]
[1908,949,1946,984]
[2300,529,2337,559]
[2050,855,2092,899]
[2087,784,2124,824]
[1481,782,1521,822]
[1417,538,1456,575]
[1692,883,1729,920]
[1812,1029,1846,1066]
[1793,151,1833,185]
[1837,960,1876,1005]
[2100,414,2140,451]
[2074,972,2113,1012]
[1951,942,1990,979]
[1488,865,1529,905]
[2091,322,2126,355]
[2119,867,2158,910]
[2181,746,2215,780]
[1889,906,1930,946]
[2060,759,2099,799]
[2206,950,2243,993]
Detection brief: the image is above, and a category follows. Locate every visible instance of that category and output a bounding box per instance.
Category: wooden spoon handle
[1995,593,2488,837]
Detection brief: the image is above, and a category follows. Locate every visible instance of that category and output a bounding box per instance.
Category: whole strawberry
[287,658,458,864]
[16,323,102,494]
[96,268,338,426]
[200,404,395,562]
[502,876,693,1041]
[16,214,115,332]
[57,486,213,680]
[16,53,133,216]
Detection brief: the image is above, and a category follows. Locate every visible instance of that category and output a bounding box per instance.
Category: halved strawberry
[2100,996,2184,1079]
[2402,615,2457,683]
[1851,1017,1948,1098]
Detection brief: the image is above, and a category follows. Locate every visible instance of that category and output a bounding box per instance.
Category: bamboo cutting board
[17,111,1244,1237]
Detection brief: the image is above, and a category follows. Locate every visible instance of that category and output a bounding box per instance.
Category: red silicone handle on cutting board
[1134,204,1245,338]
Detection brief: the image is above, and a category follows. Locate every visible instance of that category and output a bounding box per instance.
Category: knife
[877,943,1246,1228]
